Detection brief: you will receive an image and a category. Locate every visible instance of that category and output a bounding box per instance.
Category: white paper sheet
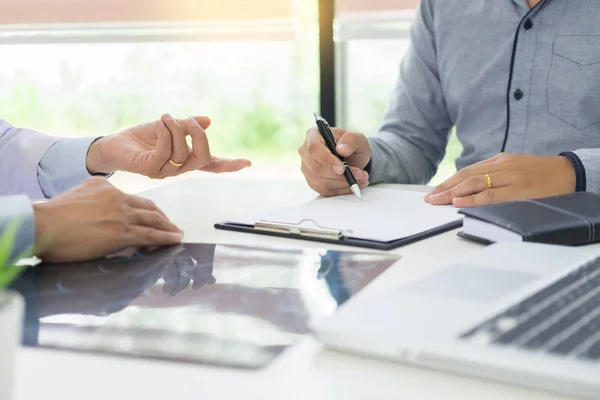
[238,187,461,242]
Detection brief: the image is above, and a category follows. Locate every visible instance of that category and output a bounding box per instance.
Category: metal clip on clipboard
[254,219,347,241]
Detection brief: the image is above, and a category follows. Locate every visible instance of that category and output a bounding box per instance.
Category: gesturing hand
[33,177,183,263]
[86,114,251,179]
[424,153,576,208]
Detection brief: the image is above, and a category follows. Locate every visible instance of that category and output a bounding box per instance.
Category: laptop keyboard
[460,256,600,362]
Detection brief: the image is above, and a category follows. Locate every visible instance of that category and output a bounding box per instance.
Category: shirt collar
[512,0,530,9]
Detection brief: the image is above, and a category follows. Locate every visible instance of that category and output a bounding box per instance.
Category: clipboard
[214,218,463,251]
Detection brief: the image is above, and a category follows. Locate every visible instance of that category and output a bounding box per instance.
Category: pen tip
[351,184,363,200]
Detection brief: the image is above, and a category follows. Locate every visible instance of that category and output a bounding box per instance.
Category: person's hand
[33,177,183,263]
[299,127,371,196]
[161,244,216,296]
[161,255,216,297]
[424,154,576,208]
[86,114,251,178]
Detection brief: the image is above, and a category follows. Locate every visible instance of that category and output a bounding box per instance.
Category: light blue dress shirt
[0,119,103,262]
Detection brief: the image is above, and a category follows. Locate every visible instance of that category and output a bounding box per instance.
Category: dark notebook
[458,192,600,246]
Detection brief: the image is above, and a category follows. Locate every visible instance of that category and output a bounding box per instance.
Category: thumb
[336,131,367,157]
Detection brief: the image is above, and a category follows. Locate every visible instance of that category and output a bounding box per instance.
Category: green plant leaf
[0,219,27,289]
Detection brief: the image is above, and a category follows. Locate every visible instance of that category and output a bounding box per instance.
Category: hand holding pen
[298,113,371,198]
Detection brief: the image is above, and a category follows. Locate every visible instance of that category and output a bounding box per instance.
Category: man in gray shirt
[299,0,597,207]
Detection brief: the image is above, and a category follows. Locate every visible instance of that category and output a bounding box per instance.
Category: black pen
[314,112,363,200]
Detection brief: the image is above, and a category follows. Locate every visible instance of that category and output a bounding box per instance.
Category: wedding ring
[485,174,494,189]
[169,159,184,167]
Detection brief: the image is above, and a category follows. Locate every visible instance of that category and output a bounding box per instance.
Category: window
[335,0,460,184]
[0,0,318,189]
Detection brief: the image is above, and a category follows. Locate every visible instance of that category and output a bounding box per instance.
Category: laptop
[310,242,600,399]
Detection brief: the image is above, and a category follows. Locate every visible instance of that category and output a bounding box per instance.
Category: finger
[192,264,215,290]
[192,277,213,291]
[162,262,181,295]
[301,163,369,189]
[161,114,190,164]
[307,179,370,197]
[186,117,212,166]
[196,157,252,174]
[304,167,369,196]
[305,128,340,168]
[469,155,501,167]
[305,128,355,175]
[155,118,185,178]
[330,127,349,142]
[305,141,362,178]
[452,187,513,208]
[190,116,211,130]
[336,131,369,158]
[348,166,368,182]
[302,145,345,177]
[125,227,183,247]
[129,209,181,233]
[307,126,347,141]
[151,119,172,171]
[308,175,370,191]
[168,259,193,296]
[125,195,169,219]
[427,172,509,205]
[426,162,509,199]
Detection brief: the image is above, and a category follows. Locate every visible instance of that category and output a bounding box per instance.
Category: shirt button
[514,89,524,101]
[524,19,533,30]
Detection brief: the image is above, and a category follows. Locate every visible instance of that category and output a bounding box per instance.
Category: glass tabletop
[10,243,399,369]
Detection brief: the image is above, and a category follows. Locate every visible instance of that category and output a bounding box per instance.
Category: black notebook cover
[458,192,600,246]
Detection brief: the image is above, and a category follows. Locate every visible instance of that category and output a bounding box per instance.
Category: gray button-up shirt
[369,0,600,193]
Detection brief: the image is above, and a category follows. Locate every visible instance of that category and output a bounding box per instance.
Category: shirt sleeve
[570,149,600,194]
[37,137,108,198]
[560,151,586,193]
[0,119,59,200]
[0,195,35,263]
[367,0,453,185]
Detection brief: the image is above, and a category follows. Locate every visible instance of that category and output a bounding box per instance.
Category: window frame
[333,9,413,127]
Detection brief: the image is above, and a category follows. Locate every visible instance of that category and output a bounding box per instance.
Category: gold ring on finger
[485,174,493,189]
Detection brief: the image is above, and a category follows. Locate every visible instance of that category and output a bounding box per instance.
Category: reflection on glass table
[10,243,398,369]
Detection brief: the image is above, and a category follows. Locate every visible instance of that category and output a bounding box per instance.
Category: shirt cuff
[366,137,387,185]
[0,195,35,263]
[37,137,112,198]
[364,158,373,174]
[560,151,586,193]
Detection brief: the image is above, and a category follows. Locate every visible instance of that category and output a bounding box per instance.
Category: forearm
[0,196,35,263]
[366,0,452,185]
[1,119,112,199]
[368,129,448,185]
